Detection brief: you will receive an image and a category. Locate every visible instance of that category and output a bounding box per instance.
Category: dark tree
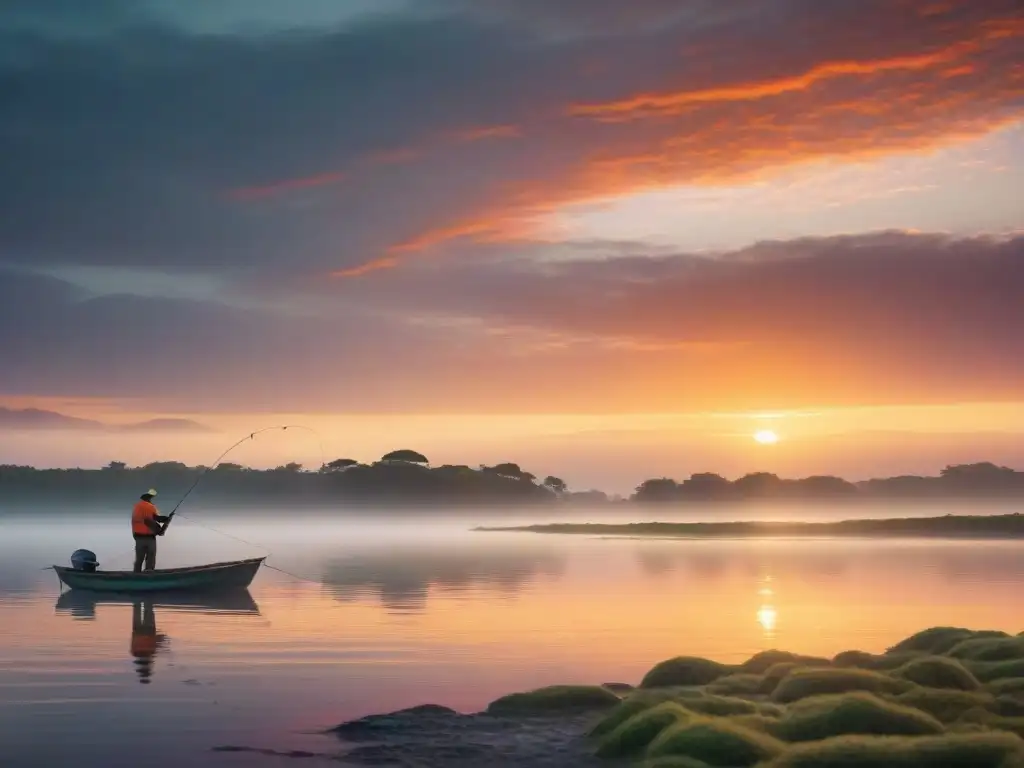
[543,476,568,494]
[679,472,735,500]
[734,472,782,498]
[381,449,429,465]
[325,458,359,472]
[633,478,680,502]
[485,462,523,479]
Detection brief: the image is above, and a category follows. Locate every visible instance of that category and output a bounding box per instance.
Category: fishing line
[167,424,328,518]
[157,424,329,585]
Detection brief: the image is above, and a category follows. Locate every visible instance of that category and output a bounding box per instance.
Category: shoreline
[229,624,1024,767]
[475,512,1024,539]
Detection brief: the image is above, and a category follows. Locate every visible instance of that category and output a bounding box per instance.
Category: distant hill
[0,407,105,431]
[0,407,211,434]
[118,418,213,433]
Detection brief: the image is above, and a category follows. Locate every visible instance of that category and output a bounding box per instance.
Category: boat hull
[52,557,265,593]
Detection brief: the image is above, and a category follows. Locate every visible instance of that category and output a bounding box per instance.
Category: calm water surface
[2,504,1023,767]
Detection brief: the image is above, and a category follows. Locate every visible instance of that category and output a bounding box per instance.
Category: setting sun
[754,429,780,445]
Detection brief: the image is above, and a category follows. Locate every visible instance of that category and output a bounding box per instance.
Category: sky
[1,0,1022,492]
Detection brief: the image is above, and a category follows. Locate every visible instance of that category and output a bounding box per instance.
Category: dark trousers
[133,536,157,572]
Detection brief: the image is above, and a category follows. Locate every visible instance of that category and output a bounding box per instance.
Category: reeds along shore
[466,626,1024,767]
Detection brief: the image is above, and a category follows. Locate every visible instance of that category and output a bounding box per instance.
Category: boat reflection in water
[55,590,261,684]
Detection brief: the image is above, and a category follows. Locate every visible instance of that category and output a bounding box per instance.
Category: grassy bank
[476,513,1024,539]
[474,626,1024,767]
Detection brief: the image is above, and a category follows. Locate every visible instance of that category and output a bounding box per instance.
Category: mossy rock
[949,637,1024,663]
[974,659,1024,683]
[640,657,731,688]
[740,650,831,675]
[997,695,1024,718]
[675,693,762,718]
[729,713,782,734]
[990,679,1024,696]
[834,649,924,671]
[591,694,671,738]
[895,688,996,723]
[596,701,693,758]
[893,655,981,691]
[763,732,1024,768]
[887,627,990,655]
[773,691,944,742]
[760,662,803,694]
[964,713,1024,739]
[831,650,878,669]
[706,673,765,697]
[485,685,620,715]
[772,667,911,704]
[641,758,713,768]
[647,718,785,766]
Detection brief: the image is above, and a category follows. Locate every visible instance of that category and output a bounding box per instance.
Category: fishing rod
[162,424,327,533]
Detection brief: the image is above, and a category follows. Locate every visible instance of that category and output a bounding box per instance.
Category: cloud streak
[3,233,1022,413]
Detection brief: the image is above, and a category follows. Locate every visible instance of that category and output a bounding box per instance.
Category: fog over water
[2,503,1023,766]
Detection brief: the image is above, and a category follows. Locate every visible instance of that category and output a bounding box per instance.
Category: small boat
[52,556,266,593]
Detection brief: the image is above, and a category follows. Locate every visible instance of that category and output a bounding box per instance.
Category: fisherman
[131,489,172,573]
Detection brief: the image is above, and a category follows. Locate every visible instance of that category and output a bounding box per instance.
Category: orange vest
[131,500,159,536]
[131,631,157,656]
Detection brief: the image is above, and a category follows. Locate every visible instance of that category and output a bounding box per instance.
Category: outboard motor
[70,549,99,573]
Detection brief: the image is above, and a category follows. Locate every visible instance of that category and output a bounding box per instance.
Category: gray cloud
[2,233,1023,413]
[3,0,1018,277]
[0,1,1021,412]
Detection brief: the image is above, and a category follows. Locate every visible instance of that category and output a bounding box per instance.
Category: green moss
[675,693,761,717]
[990,679,1024,696]
[760,662,803,694]
[966,714,1024,739]
[893,656,981,691]
[888,627,983,655]
[763,732,1024,768]
[997,695,1024,718]
[484,685,620,715]
[949,637,1024,663]
[596,701,693,758]
[647,718,785,766]
[772,668,911,704]
[758,702,786,718]
[974,660,1024,684]
[590,694,671,737]
[729,714,781,734]
[832,650,877,668]
[895,688,996,723]
[834,650,925,671]
[740,650,831,674]
[641,758,713,768]
[772,691,944,742]
[640,657,731,688]
[706,673,765,696]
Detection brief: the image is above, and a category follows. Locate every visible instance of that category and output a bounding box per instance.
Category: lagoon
[1,504,1023,766]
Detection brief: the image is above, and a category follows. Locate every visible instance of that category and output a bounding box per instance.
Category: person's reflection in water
[130,600,168,684]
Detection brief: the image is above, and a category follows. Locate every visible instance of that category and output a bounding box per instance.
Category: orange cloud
[328,7,1022,274]
[566,44,975,122]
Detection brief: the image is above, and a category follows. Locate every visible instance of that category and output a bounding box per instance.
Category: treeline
[0,450,582,506]
[1,454,1022,507]
[633,462,1024,502]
